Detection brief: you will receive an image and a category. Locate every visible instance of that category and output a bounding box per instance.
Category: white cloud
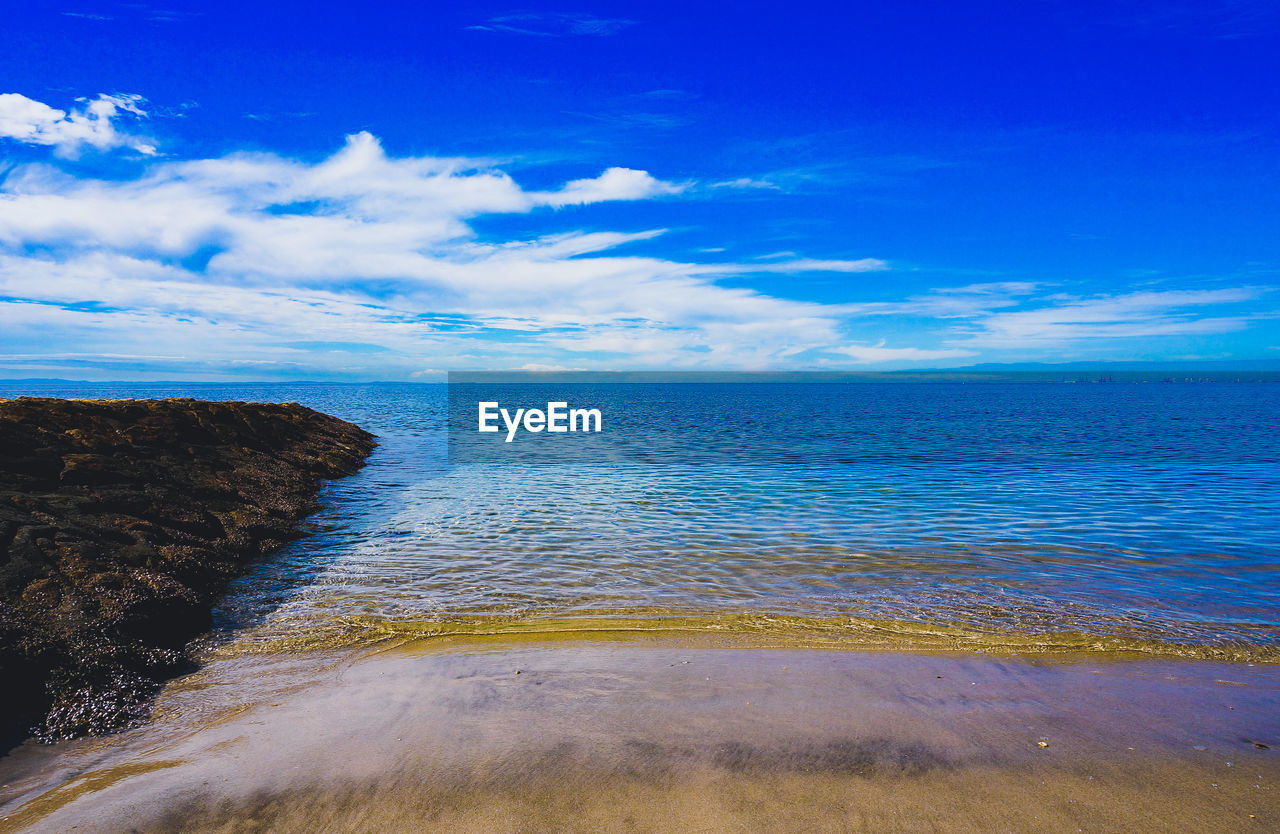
[711,177,781,190]
[467,13,635,37]
[958,288,1265,347]
[703,258,889,274]
[0,92,156,156]
[539,167,686,207]
[0,132,901,373]
[832,281,1039,319]
[2,120,1267,377]
[833,343,977,363]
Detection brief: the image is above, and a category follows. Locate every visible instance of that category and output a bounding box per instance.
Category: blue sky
[1,1,1277,380]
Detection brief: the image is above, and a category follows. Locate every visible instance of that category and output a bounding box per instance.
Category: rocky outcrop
[0,398,375,745]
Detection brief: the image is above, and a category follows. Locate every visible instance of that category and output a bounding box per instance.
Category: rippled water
[5,381,1279,659]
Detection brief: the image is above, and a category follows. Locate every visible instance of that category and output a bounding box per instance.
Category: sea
[3,380,1278,661]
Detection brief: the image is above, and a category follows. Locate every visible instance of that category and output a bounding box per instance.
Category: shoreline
[200,610,1280,665]
[2,642,1275,832]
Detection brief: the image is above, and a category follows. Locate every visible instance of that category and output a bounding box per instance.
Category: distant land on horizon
[908,359,1280,372]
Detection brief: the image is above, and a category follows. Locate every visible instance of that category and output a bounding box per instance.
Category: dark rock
[0,397,376,747]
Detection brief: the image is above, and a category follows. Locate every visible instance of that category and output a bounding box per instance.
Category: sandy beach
[2,639,1275,832]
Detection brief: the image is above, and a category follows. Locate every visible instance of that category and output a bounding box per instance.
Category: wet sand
[1,642,1276,832]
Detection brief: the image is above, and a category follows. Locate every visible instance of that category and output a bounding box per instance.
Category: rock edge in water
[0,397,376,745]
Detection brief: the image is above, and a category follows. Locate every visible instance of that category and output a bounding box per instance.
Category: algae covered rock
[0,397,375,745]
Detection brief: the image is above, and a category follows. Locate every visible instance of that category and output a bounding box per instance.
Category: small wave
[207,610,1280,664]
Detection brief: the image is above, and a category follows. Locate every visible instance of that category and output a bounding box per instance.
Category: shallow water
[4,381,1278,660]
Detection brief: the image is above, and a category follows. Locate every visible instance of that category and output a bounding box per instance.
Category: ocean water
[4,381,1279,660]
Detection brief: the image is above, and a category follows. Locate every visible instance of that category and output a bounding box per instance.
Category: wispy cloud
[0,92,156,156]
[1097,0,1280,39]
[638,89,695,101]
[143,9,202,24]
[466,13,635,37]
[243,111,313,122]
[836,282,1042,319]
[956,288,1268,348]
[829,282,1266,351]
[61,6,201,24]
[562,110,688,130]
[711,178,782,191]
[832,343,977,363]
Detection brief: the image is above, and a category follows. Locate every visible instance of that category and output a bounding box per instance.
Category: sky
[0,1,1277,380]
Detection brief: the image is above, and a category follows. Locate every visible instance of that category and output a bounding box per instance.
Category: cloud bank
[0,122,902,377]
[0,93,1269,380]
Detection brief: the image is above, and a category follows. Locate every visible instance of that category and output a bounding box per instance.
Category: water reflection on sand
[2,642,1276,832]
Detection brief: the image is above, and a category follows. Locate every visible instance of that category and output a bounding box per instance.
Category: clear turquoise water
[5,381,1278,657]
